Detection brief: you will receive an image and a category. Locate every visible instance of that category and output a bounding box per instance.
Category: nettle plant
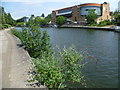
[32,47,84,88]
[21,21,52,58]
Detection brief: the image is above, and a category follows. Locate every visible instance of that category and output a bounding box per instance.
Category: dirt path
[0,28,32,89]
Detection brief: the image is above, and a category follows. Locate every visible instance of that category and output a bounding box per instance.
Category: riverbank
[60,25,119,32]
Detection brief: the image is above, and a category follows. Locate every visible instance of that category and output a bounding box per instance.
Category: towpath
[0,28,31,89]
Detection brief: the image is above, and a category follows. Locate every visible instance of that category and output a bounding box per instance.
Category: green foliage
[7,13,16,25]
[1,24,11,29]
[13,15,51,58]
[2,14,6,24]
[0,6,15,26]
[56,16,66,25]
[97,20,114,27]
[21,27,51,58]
[41,13,45,18]
[27,15,48,27]
[11,29,23,40]
[11,14,85,89]
[45,14,52,23]
[35,16,42,26]
[32,47,84,88]
[16,17,27,23]
[113,10,120,26]
[86,9,98,24]
[39,19,48,26]
[16,22,24,27]
[35,16,48,26]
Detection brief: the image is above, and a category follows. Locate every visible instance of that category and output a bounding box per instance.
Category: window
[85,9,96,11]
[58,9,72,14]
[85,9,89,11]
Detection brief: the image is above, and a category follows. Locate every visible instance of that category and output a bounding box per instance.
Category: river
[16,27,118,88]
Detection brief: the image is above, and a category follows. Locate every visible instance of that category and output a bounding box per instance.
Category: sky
[1,0,120,20]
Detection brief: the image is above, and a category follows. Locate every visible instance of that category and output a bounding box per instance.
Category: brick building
[52,2,111,25]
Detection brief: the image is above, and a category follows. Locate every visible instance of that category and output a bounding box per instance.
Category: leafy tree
[16,22,24,27]
[35,16,42,26]
[86,9,98,24]
[0,7,6,24]
[2,14,6,24]
[113,10,120,25]
[28,14,35,27]
[45,14,51,23]
[0,6,15,26]
[7,13,15,25]
[16,17,28,23]
[41,13,45,18]
[39,19,47,26]
[56,16,66,25]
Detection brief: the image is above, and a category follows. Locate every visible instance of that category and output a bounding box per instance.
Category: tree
[39,19,47,26]
[56,16,66,25]
[86,9,98,24]
[0,7,15,26]
[35,16,42,26]
[113,10,120,25]
[0,7,6,24]
[45,14,51,23]
[2,14,6,24]
[28,14,35,27]
[16,17,27,23]
[41,13,45,18]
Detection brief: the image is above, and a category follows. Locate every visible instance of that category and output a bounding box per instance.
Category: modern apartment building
[52,2,111,25]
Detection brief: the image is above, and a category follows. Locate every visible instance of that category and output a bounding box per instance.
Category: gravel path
[0,28,32,89]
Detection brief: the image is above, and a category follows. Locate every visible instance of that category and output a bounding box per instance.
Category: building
[52,2,111,24]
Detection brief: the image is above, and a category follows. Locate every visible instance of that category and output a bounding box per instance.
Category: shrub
[97,20,114,27]
[11,29,23,40]
[56,16,66,25]
[21,26,52,58]
[32,47,84,88]
[16,22,24,27]
[86,9,98,24]
[2,24,11,29]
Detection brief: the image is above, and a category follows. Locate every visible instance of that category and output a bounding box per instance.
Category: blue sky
[1,0,120,20]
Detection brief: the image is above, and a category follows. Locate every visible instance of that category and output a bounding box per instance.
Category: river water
[16,27,118,88]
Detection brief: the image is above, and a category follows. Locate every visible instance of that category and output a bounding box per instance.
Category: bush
[21,26,52,58]
[16,22,24,27]
[56,16,66,25]
[2,24,11,29]
[32,46,84,88]
[97,20,114,27]
[11,29,23,40]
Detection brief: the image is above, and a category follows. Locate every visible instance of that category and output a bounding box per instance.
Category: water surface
[16,27,118,88]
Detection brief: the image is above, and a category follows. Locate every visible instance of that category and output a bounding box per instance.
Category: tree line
[0,6,16,29]
[0,6,52,29]
[16,14,52,27]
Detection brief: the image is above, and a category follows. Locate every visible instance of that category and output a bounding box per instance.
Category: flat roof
[52,3,102,12]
